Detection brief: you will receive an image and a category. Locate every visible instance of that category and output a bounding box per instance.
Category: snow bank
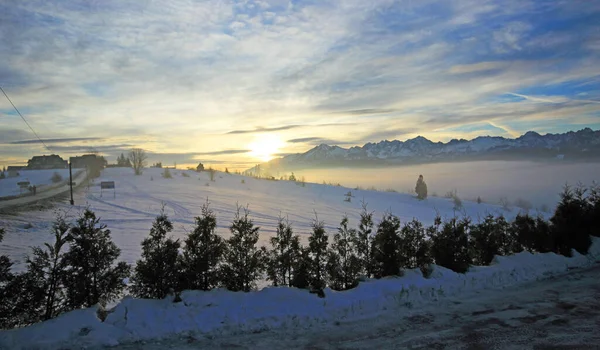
[1,237,599,349]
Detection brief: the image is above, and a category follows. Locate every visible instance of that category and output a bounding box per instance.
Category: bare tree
[129,148,147,175]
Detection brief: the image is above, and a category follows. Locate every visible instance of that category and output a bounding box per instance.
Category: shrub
[208,167,215,182]
[429,217,471,273]
[162,168,172,179]
[63,209,130,309]
[131,211,180,299]
[499,197,511,211]
[371,213,402,278]
[476,196,482,204]
[181,172,190,178]
[288,173,296,182]
[514,198,533,212]
[221,206,264,292]
[452,194,463,211]
[241,179,245,184]
[179,201,225,291]
[511,214,553,253]
[51,172,63,183]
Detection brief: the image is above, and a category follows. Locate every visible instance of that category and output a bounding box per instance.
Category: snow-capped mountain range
[247,128,600,173]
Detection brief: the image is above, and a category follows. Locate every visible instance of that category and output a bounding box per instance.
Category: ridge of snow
[2,237,599,350]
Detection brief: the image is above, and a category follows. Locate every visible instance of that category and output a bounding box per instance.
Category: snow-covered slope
[0,167,522,274]
[1,237,598,349]
[248,128,600,173]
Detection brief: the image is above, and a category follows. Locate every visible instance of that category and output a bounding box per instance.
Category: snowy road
[113,264,600,350]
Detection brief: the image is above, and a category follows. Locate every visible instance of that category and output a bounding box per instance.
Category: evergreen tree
[469,215,510,266]
[307,218,328,291]
[354,203,375,278]
[550,184,592,256]
[265,217,302,287]
[398,218,432,270]
[326,216,361,290]
[25,216,72,321]
[63,209,130,309]
[290,246,311,289]
[589,182,600,237]
[429,217,471,273]
[131,211,180,299]
[371,213,402,278]
[221,206,265,292]
[415,175,428,200]
[179,201,225,291]
[511,214,554,254]
[0,227,15,328]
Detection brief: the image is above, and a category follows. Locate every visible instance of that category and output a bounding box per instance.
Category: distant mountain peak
[245,128,600,174]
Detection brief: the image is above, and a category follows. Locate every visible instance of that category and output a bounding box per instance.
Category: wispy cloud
[0,0,599,168]
[8,137,102,145]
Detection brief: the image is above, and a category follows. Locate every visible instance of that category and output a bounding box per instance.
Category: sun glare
[249,135,283,162]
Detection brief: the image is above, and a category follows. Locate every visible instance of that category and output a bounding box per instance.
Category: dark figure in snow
[415,174,427,200]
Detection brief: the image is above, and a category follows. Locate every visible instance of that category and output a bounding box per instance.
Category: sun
[249,134,283,162]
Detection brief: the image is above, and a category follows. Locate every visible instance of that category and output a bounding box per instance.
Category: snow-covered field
[0,167,598,349]
[0,169,73,197]
[0,167,526,273]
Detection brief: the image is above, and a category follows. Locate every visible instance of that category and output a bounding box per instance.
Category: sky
[1,0,599,170]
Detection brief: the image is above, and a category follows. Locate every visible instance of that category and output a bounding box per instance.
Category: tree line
[1,183,599,329]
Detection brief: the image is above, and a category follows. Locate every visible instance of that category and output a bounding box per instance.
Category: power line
[0,85,51,152]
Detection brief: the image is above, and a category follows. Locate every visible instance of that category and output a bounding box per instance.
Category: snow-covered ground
[0,167,527,273]
[0,169,73,197]
[1,237,598,349]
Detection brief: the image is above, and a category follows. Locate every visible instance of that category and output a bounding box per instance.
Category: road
[112,264,600,350]
[0,170,88,212]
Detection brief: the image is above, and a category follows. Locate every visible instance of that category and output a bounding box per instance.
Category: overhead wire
[0,85,51,152]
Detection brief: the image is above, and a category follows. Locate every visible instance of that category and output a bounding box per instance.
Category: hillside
[247,128,600,174]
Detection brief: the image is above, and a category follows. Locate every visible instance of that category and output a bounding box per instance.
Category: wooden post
[69,162,74,205]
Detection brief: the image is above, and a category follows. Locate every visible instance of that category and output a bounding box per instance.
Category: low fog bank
[293,161,600,209]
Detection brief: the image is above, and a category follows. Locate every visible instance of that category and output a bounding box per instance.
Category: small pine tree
[354,203,375,278]
[550,184,592,256]
[290,246,311,289]
[162,168,172,179]
[326,216,361,290]
[415,175,427,200]
[371,213,402,278]
[469,215,510,266]
[429,217,471,273]
[265,217,301,287]
[476,196,482,204]
[589,182,600,237]
[225,168,229,174]
[221,206,265,292]
[0,227,16,328]
[307,217,328,291]
[398,218,432,270]
[131,211,180,299]
[63,209,130,309]
[179,201,225,291]
[289,173,296,182]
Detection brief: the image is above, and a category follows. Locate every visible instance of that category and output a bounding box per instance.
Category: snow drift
[1,237,599,350]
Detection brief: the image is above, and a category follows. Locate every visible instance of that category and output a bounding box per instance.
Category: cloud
[195,149,251,155]
[8,137,102,144]
[1,0,599,169]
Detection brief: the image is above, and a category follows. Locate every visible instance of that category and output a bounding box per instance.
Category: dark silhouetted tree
[371,213,402,278]
[131,210,180,299]
[307,217,328,291]
[265,217,302,287]
[353,202,375,278]
[470,215,511,266]
[550,184,592,256]
[221,206,265,292]
[415,174,427,200]
[63,209,130,309]
[326,216,361,290]
[179,201,225,291]
[398,218,432,270]
[429,217,471,273]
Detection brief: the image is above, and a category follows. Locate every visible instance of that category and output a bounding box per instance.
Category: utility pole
[69,161,74,205]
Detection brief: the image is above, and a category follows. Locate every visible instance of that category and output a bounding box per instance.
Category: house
[27,154,68,170]
[70,154,106,169]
